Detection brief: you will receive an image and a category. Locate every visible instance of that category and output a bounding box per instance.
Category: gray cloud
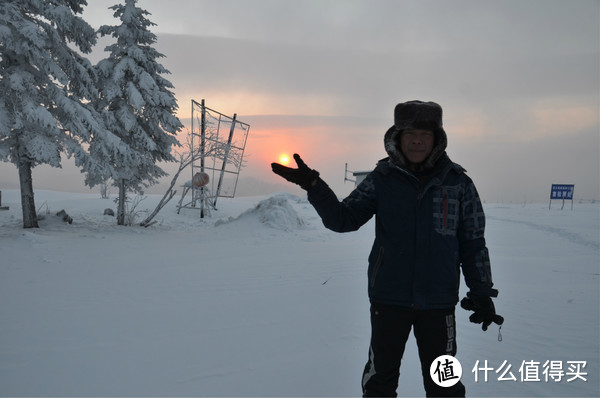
[86,0,599,120]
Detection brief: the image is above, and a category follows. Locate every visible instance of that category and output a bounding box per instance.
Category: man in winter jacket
[271,100,503,397]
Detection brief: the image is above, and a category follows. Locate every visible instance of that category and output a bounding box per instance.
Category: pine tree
[91,0,183,225]
[0,0,113,228]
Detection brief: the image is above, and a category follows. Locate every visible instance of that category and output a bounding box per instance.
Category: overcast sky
[1,0,598,203]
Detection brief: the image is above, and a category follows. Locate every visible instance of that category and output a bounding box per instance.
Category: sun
[279,154,290,165]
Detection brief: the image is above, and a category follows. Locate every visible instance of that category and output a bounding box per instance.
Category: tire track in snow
[487,215,599,250]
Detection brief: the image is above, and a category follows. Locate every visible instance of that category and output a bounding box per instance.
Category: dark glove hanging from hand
[461,295,504,331]
[271,154,320,191]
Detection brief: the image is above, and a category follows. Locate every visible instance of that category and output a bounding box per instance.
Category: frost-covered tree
[0,0,116,228]
[91,0,183,225]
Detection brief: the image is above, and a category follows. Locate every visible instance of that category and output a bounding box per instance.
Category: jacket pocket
[433,186,461,236]
[370,246,385,288]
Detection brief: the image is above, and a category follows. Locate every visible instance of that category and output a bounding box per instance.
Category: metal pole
[201,99,206,173]
[344,163,350,183]
[214,114,236,207]
[200,99,206,218]
[190,99,194,192]
[230,124,249,197]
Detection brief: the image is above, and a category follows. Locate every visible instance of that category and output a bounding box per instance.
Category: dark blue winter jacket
[307,154,497,309]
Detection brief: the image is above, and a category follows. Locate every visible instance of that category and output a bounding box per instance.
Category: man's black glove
[461,295,504,331]
[271,153,319,191]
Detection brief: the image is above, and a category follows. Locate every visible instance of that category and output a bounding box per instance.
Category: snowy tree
[0,0,117,228]
[90,0,183,225]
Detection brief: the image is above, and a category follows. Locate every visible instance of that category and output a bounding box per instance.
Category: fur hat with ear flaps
[384,100,448,170]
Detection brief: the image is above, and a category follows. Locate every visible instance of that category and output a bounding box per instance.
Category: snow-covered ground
[0,189,598,397]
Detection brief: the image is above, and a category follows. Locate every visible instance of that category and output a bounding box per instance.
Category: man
[271,100,503,397]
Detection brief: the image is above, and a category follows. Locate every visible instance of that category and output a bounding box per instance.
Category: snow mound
[215,194,305,231]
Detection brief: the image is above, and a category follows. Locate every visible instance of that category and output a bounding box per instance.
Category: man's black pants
[361,303,466,397]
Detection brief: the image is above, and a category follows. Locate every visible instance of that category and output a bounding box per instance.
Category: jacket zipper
[443,192,448,228]
[413,188,422,307]
[370,246,384,288]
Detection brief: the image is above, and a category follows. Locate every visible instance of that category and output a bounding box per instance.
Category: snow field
[0,190,598,397]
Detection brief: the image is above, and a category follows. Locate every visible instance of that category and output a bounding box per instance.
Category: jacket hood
[384,125,448,171]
